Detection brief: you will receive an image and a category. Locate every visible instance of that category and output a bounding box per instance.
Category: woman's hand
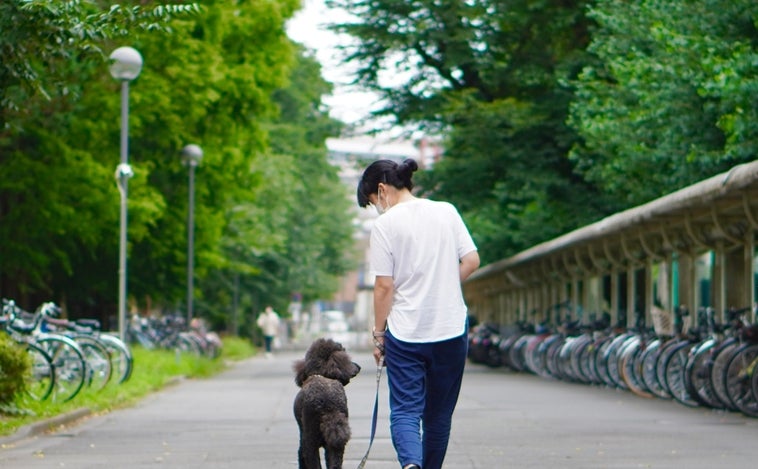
[372,335,385,366]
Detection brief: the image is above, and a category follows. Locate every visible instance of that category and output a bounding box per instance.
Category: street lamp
[109,47,143,342]
[182,144,203,327]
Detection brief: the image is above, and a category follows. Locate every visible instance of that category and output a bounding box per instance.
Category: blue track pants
[384,329,468,469]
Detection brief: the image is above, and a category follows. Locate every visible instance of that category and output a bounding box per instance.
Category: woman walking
[357,158,480,469]
[256,306,281,358]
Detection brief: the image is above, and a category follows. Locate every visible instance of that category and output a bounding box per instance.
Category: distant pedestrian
[357,158,480,469]
[256,306,281,358]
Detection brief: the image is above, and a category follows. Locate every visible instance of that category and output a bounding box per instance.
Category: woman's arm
[459,250,481,282]
[373,275,393,331]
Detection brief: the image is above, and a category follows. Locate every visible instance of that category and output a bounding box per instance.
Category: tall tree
[0,0,199,122]
[121,0,300,312]
[569,0,758,205]
[0,0,357,331]
[0,0,199,309]
[198,48,355,332]
[326,0,615,263]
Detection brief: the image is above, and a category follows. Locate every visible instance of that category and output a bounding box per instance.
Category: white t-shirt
[257,311,280,336]
[369,198,478,342]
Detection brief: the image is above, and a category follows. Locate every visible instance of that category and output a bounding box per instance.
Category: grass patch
[0,336,256,437]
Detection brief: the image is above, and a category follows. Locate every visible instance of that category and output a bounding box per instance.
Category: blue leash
[357,356,384,469]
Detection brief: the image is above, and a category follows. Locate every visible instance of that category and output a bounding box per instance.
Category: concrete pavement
[1,344,757,468]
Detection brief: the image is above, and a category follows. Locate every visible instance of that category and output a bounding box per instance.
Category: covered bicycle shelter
[463,160,758,329]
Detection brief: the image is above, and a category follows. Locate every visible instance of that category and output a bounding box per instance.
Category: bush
[0,334,30,407]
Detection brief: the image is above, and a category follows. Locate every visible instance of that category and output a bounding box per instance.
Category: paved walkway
[1,345,757,468]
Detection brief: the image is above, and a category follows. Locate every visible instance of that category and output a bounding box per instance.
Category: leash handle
[357,356,384,469]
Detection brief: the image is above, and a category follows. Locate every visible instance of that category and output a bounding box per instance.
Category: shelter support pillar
[610,270,619,326]
[678,253,696,318]
[724,234,752,317]
[745,231,756,322]
[713,241,726,319]
[626,267,635,329]
[644,259,654,328]
[571,277,580,318]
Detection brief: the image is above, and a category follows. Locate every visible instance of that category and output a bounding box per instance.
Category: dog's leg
[297,441,306,468]
[324,445,345,469]
[299,439,322,469]
[296,415,307,468]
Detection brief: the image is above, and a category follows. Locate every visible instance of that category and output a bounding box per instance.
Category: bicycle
[683,306,749,409]
[0,307,55,402]
[721,322,758,417]
[40,305,114,391]
[49,314,133,384]
[3,299,87,402]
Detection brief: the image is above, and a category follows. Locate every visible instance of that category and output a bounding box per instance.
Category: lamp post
[182,144,203,327]
[109,47,143,342]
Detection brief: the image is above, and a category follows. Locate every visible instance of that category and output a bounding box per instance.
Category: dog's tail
[321,411,351,448]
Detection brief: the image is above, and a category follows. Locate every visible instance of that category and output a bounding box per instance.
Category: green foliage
[0,335,30,408]
[0,0,200,115]
[569,0,758,205]
[267,49,356,303]
[328,0,611,263]
[118,0,300,309]
[0,0,354,332]
[218,335,255,360]
[200,50,356,328]
[328,0,758,264]
[417,95,616,262]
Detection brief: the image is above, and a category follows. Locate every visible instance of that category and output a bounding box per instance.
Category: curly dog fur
[293,338,361,469]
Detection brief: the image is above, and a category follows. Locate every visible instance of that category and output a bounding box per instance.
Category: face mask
[374,190,388,215]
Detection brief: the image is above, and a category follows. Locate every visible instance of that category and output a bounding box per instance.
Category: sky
[286,0,379,126]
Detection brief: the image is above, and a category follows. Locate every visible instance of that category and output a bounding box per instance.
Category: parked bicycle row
[468,305,758,418]
[127,313,222,359]
[1,298,134,403]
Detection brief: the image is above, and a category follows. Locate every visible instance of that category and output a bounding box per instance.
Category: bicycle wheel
[73,335,112,391]
[35,335,87,402]
[724,343,758,417]
[710,339,739,410]
[593,336,615,387]
[556,337,579,382]
[99,334,133,383]
[508,335,531,373]
[605,334,635,390]
[640,338,671,399]
[498,333,522,370]
[655,338,685,397]
[569,335,593,384]
[578,338,602,385]
[175,332,204,356]
[684,339,724,408]
[663,342,699,408]
[544,336,565,380]
[525,335,549,377]
[534,334,560,379]
[24,342,55,401]
[627,339,658,398]
[618,337,654,398]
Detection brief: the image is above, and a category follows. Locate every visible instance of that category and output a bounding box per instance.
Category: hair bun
[399,158,419,177]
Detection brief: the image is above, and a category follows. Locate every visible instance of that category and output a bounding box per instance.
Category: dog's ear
[324,350,360,385]
[293,359,307,387]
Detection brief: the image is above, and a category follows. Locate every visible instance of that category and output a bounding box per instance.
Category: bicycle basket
[651,305,673,336]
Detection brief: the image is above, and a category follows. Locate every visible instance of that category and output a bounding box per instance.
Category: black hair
[356,158,419,207]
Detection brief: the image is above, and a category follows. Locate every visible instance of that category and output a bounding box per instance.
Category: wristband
[372,328,385,337]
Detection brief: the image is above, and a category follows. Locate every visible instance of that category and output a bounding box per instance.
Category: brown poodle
[293,338,361,469]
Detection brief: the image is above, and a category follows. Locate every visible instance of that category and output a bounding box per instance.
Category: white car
[322,310,349,332]
[320,310,353,344]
